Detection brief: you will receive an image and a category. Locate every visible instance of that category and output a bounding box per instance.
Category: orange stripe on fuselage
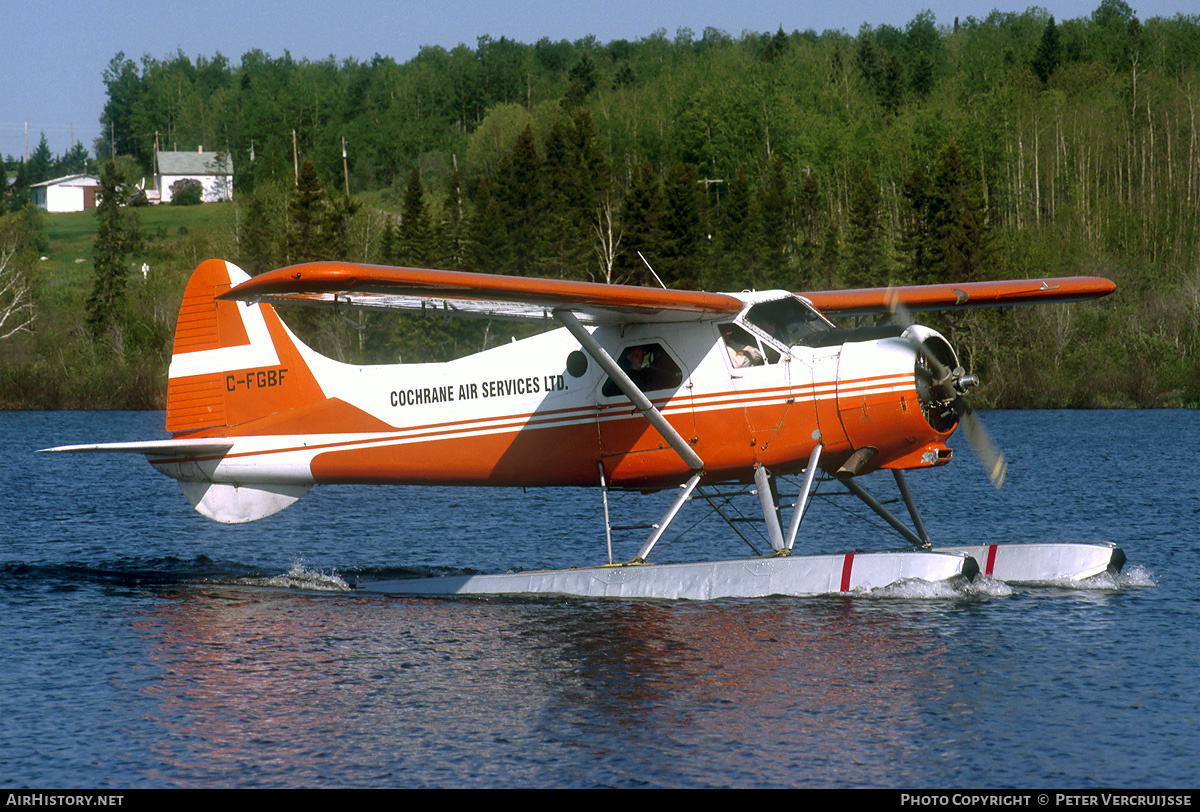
[164,376,942,490]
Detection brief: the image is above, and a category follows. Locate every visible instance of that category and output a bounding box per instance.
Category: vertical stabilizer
[166,259,325,434]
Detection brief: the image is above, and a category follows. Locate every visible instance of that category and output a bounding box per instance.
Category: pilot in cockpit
[719,324,765,368]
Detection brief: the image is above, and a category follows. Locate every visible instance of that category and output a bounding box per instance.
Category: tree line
[1,1,1198,408]
[87,2,1200,281]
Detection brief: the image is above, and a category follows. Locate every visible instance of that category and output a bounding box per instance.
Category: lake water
[1,409,1196,788]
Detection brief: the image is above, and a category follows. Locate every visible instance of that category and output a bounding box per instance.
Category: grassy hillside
[37,203,232,309]
[1,202,237,410]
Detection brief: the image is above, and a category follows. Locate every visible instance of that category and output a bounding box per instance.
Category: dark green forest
[3,2,1200,408]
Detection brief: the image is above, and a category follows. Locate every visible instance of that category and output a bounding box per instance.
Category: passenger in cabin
[621,346,657,390]
[602,344,682,396]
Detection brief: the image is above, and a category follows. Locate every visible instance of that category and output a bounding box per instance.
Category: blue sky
[1,0,1191,162]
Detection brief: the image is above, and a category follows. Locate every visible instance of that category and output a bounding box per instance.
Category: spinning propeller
[887,291,1008,489]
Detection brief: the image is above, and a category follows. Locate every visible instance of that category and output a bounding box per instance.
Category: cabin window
[601,343,684,397]
[744,297,831,347]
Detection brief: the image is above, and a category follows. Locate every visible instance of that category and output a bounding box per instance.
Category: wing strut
[554,309,704,473]
[556,308,706,566]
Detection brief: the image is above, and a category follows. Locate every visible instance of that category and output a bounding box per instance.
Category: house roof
[30,174,100,189]
[157,150,233,176]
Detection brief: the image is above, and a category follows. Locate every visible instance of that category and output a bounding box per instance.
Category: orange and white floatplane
[45,260,1124,599]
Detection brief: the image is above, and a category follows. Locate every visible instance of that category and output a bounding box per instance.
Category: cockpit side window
[600,342,684,397]
[745,297,832,347]
[718,323,779,367]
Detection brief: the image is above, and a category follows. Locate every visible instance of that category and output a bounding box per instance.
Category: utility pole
[292,130,299,186]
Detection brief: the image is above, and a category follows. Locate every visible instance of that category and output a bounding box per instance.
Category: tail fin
[45,260,325,524]
[167,259,326,434]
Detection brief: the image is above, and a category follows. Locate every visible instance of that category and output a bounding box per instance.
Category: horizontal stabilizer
[40,439,234,457]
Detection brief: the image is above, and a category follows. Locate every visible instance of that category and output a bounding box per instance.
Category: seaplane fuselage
[154,261,955,516]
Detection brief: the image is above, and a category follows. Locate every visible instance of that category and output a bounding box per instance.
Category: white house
[30,174,102,212]
[156,148,234,203]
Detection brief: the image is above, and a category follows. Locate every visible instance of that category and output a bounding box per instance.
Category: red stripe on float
[986,544,998,576]
[840,553,855,592]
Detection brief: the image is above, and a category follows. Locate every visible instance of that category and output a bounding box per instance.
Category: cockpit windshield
[743,297,832,347]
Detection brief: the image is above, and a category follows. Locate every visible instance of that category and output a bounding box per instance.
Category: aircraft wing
[802,276,1115,316]
[219,262,744,324]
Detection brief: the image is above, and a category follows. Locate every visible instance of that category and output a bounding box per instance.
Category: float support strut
[635,473,702,562]
[840,476,929,549]
[892,469,931,547]
[785,444,823,551]
[754,465,786,552]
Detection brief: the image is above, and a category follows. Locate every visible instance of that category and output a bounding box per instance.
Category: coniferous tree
[8,162,30,214]
[796,172,822,273]
[379,219,400,265]
[878,53,906,114]
[928,143,989,283]
[900,162,936,284]
[542,108,610,279]
[659,163,707,290]
[762,26,790,62]
[612,63,636,90]
[570,109,609,208]
[380,169,468,365]
[494,125,544,275]
[904,11,942,97]
[397,167,434,266]
[844,171,886,288]
[616,163,665,287]
[239,183,283,274]
[1032,16,1062,84]
[856,34,905,113]
[288,161,332,263]
[855,35,882,94]
[713,167,758,290]
[562,52,597,110]
[464,178,511,274]
[325,194,358,262]
[27,135,54,185]
[59,143,92,175]
[757,158,791,288]
[86,163,139,339]
[817,221,842,288]
[541,118,580,278]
